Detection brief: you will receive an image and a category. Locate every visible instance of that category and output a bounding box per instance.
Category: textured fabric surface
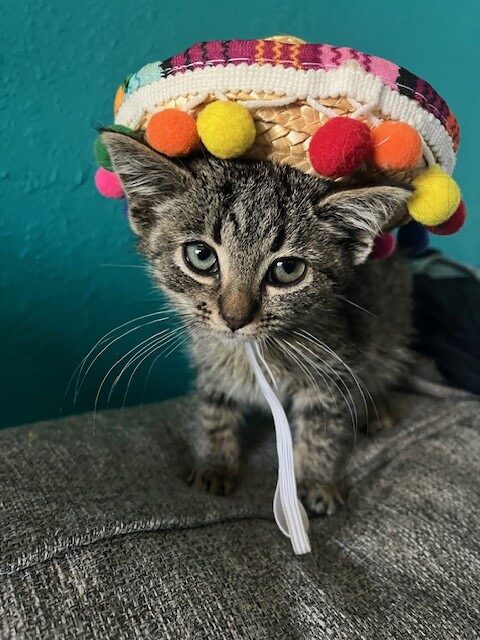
[0,394,479,639]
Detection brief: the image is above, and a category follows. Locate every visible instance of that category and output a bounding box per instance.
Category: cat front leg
[187,390,241,496]
[291,390,351,516]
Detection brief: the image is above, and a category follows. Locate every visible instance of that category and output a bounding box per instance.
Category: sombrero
[94,35,465,258]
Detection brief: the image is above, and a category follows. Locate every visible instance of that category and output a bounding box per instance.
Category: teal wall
[2,0,479,427]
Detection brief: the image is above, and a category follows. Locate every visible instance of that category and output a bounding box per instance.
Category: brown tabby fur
[102,131,413,515]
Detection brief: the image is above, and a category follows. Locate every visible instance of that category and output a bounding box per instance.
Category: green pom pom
[93,137,112,169]
[109,124,140,138]
[93,125,141,169]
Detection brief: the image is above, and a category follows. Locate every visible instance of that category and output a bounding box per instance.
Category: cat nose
[220,310,252,332]
[219,289,259,332]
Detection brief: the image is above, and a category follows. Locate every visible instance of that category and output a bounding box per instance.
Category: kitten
[102,131,414,516]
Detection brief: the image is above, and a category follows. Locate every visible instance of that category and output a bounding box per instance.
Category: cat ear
[316,180,413,265]
[101,131,194,235]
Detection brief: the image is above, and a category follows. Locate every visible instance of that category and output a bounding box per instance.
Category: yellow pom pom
[407,164,461,226]
[197,101,256,159]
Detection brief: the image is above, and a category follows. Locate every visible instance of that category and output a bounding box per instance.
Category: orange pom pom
[146,109,199,156]
[371,121,423,170]
[113,84,125,116]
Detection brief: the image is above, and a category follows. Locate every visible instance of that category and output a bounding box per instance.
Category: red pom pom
[308,117,373,177]
[94,168,124,199]
[370,232,396,260]
[427,200,466,235]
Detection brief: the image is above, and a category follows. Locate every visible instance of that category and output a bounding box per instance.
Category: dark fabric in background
[413,250,480,394]
[414,275,480,394]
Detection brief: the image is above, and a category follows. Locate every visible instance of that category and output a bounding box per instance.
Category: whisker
[291,339,358,440]
[295,328,375,426]
[92,330,170,427]
[107,328,181,403]
[98,263,149,270]
[63,310,168,407]
[285,337,352,429]
[271,336,328,422]
[120,334,180,410]
[74,314,172,402]
[282,338,334,399]
[309,332,375,416]
[68,310,172,402]
[335,294,380,319]
[141,322,193,398]
[123,329,190,409]
[277,337,321,392]
[163,333,190,359]
[294,332,361,430]
[257,339,279,390]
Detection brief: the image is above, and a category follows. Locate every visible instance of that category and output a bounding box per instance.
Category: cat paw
[186,466,237,496]
[300,481,347,516]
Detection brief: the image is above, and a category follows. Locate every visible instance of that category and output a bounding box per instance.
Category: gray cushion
[1,394,479,639]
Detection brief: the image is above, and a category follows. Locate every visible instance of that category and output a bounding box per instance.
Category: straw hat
[94,36,465,254]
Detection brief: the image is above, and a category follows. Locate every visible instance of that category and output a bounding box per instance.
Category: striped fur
[103,132,414,513]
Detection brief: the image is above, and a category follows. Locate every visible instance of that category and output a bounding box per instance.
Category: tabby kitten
[102,131,413,515]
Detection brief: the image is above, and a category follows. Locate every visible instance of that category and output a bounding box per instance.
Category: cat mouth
[219,331,251,344]
[211,327,258,347]
[194,318,271,346]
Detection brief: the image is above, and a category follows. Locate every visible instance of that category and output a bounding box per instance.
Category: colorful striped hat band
[95,35,465,258]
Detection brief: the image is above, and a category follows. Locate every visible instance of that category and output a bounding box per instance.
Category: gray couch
[1,392,479,639]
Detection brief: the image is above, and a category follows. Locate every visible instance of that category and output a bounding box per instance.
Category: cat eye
[183,242,219,275]
[267,257,307,287]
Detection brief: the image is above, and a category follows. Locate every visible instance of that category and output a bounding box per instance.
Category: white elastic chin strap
[244,342,311,555]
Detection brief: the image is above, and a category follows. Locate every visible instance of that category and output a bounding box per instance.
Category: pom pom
[94,167,124,199]
[93,137,112,169]
[308,117,373,177]
[371,121,423,170]
[146,109,199,156]
[370,232,396,260]
[94,125,139,170]
[428,200,466,235]
[407,164,461,226]
[397,221,429,256]
[114,84,125,116]
[197,101,256,159]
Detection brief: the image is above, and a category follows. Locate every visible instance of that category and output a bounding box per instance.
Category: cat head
[102,131,412,342]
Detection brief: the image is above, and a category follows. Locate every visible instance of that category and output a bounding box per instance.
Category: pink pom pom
[308,117,373,178]
[370,232,396,260]
[94,167,124,199]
